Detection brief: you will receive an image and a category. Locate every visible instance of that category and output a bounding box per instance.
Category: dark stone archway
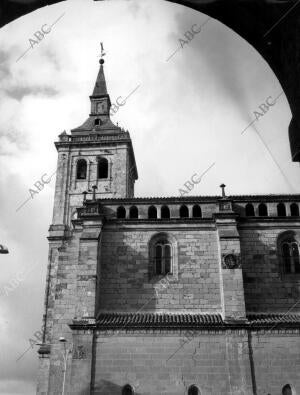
[1,0,299,161]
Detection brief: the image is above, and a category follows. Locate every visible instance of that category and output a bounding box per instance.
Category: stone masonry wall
[239,225,300,312]
[98,227,222,312]
[250,330,300,395]
[92,330,253,395]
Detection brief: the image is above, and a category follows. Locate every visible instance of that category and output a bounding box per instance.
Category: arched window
[180,205,189,218]
[148,206,157,219]
[245,203,255,217]
[154,239,172,275]
[282,384,293,395]
[98,157,108,179]
[281,239,300,274]
[277,203,286,217]
[76,159,87,180]
[122,384,134,395]
[188,385,199,395]
[192,205,202,218]
[258,203,268,216]
[290,203,299,217]
[129,206,138,219]
[117,206,126,219]
[161,205,170,219]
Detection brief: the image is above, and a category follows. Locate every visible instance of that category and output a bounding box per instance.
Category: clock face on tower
[96,100,107,114]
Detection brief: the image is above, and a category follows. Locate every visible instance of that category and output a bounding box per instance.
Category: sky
[0,0,299,393]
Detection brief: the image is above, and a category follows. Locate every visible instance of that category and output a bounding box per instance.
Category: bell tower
[51,46,138,226]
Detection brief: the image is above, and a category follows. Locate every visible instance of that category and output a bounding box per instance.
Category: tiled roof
[71,116,121,134]
[93,313,300,329]
[69,313,300,330]
[248,314,300,325]
[96,313,224,328]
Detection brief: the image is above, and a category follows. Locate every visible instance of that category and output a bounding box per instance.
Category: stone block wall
[98,227,222,312]
[239,225,300,312]
[92,329,253,395]
[250,330,300,395]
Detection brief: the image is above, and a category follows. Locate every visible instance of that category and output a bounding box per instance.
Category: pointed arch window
[129,206,138,219]
[245,203,255,217]
[277,203,286,217]
[122,384,134,395]
[192,204,202,218]
[188,385,200,395]
[148,206,157,219]
[180,205,189,218]
[117,206,126,219]
[258,203,268,216]
[290,203,299,217]
[98,157,108,179]
[161,205,170,219]
[76,159,87,180]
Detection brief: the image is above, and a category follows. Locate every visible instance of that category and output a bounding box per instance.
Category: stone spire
[92,58,108,97]
[92,42,108,97]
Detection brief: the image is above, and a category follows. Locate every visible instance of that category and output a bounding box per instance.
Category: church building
[37,52,300,395]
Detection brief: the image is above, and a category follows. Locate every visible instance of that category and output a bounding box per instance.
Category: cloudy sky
[0,0,299,393]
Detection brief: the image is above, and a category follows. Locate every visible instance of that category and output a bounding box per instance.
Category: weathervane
[99,42,106,64]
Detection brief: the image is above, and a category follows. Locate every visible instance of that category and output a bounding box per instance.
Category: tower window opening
[245,203,255,217]
[188,385,200,395]
[148,206,157,219]
[282,384,293,395]
[161,205,170,219]
[76,159,87,180]
[277,203,286,217]
[95,119,101,126]
[117,206,126,219]
[98,157,108,179]
[129,206,138,219]
[290,203,299,217]
[258,203,268,216]
[180,205,189,218]
[192,204,202,218]
[122,384,134,395]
